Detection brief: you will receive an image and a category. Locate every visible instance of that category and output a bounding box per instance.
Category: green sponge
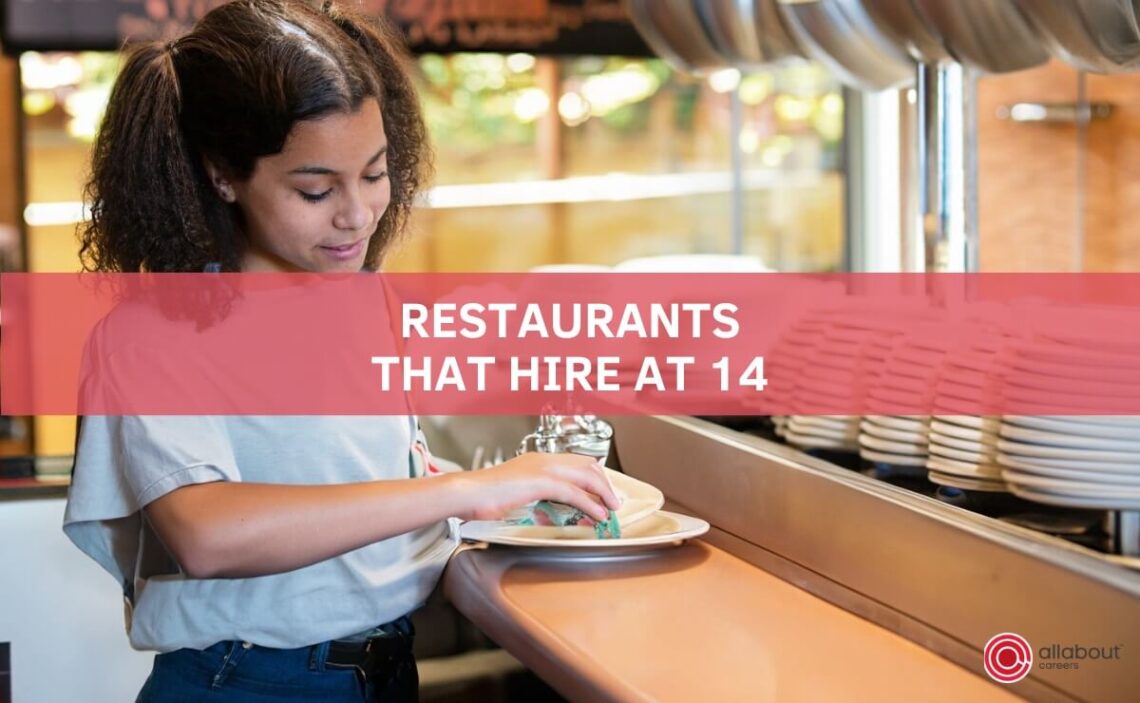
[593,509,621,539]
[508,502,622,539]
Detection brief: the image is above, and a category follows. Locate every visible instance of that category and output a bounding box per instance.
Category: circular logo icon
[984,633,1033,683]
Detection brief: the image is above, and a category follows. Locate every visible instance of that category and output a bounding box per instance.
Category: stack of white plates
[778,315,860,450]
[997,415,1140,509]
[785,312,906,452]
[984,311,1140,507]
[993,304,1140,414]
[859,415,929,468]
[787,319,879,450]
[926,333,1010,492]
[784,414,861,450]
[927,416,1007,492]
[861,327,949,468]
[767,316,828,440]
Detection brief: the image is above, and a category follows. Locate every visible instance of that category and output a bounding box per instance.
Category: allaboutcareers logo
[984,633,1034,684]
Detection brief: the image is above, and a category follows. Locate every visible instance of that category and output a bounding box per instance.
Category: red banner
[5,272,1140,416]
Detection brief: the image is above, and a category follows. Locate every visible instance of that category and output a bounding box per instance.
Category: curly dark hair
[79,0,431,273]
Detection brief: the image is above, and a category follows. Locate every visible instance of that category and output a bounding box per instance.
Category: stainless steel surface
[843,87,906,271]
[1015,0,1140,73]
[610,415,1140,703]
[900,87,924,272]
[910,0,1048,73]
[625,0,724,73]
[919,62,977,273]
[1112,510,1140,556]
[697,0,805,66]
[996,101,1116,123]
[729,85,745,255]
[860,0,949,63]
[776,0,914,90]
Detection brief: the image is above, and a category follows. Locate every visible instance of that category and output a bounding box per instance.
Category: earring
[216,184,235,202]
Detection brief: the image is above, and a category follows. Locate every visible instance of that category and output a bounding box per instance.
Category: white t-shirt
[64,414,459,652]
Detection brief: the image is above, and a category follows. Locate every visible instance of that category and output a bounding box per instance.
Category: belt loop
[210,641,248,689]
[310,641,330,672]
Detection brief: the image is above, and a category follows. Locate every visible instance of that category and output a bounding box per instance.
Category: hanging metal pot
[775,0,915,90]
[909,0,1048,73]
[858,0,950,63]
[626,0,726,73]
[1013,0,1140,73]
[696,0,807,68]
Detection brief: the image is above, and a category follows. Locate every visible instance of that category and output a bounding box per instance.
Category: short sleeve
[63,415,241,591]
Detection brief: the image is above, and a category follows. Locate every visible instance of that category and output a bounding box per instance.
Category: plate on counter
[459,510,709,551]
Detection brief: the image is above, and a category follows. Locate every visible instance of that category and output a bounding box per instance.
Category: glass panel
[394,54,844,272]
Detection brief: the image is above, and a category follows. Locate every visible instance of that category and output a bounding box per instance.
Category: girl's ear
[202,157,237,203]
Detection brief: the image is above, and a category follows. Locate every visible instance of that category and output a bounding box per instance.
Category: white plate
[929,419,996,444]
[929,396,991,415]
[995,451,1140,474]
[997,438,1140,463]
[859,447,928,467]
[1000,461,1140,485]
[880,360,938,385]
[928,469,1007,492]
[1007,485,1140,511]
[1009,341,1140,370]
[1003,471,1140,496]
[928,442,993,464]
[859,433,926,456]
[794,375,856,400]
[787,417,858,434]
[1001,415,1140,438]
[1000,353,1140,384]
[1038,322,1140,353]
[785,431,857,450]
[998,423,1140,452]
[788,414,858,429]
[1002,465,1140,489]
[932,415,1002,432]
[929,432,987,454]
[459,510,709,549]
[930,419,983,439]
[944,351,999,375]
[867,385,930,408]
[793,388,861,411]
[926,455,1003,479]
[860,420,927,444]
[864,415,929,431]
[933,378,989,402]
[800,364,858,386]
[999,368,1140,399]
[1000,385,1140,413]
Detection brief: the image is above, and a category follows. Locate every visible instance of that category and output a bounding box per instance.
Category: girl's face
[228,99,391,273]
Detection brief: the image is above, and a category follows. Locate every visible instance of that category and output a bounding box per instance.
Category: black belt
[323,616,415,682]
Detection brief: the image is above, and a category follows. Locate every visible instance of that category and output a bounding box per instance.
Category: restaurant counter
[444,415,1140,703]
[444,534,1021,702]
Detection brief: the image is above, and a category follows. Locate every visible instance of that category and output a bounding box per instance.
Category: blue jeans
[135,620,418,702]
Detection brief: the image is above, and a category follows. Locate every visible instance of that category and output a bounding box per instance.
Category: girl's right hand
[450,452,621,522]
